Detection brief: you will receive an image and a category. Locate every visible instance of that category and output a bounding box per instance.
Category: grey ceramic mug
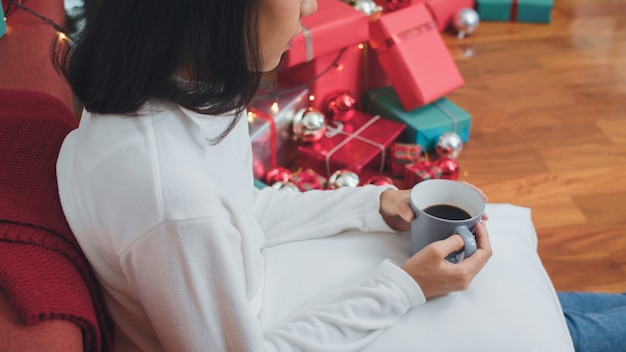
[409,179,485,263]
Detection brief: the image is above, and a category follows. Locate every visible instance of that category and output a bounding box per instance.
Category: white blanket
[260,203,574,351]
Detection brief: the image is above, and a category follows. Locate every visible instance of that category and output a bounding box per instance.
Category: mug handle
[446,225,478,263]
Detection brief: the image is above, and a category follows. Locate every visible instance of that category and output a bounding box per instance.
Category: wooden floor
[443,0,626,292]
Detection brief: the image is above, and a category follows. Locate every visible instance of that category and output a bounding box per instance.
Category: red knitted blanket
[0,89,114,351]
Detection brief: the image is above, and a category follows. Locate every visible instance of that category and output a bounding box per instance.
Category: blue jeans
[558,292,626,352]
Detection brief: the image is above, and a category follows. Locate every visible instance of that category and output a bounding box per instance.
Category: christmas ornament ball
[325,90,357,122]
[329,169,360,188]
[271,181,300,192]
[436,132,463,158]
[293,108,327,142]
[364,174,395,186]
[265,167,291,185]
[433,157,460,180]
[353,0,383,16]
[453,8,480,39]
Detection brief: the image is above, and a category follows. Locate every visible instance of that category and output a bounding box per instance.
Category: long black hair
[54,0,263,127]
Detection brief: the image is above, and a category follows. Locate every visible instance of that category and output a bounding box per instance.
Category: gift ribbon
[249,108,278,171]
[374,21,436,55]
[323,115,387,176]
[510,0,519,22]
[303,27,314,62]
[432,100,458,133]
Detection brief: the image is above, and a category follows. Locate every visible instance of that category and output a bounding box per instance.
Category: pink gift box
[418,0,476,31]
[368,3,464,111]
[281,0,368,68]
[279,44,387,112]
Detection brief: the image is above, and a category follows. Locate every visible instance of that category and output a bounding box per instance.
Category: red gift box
[279,44,389,112]
[403,161,443,188]
[290,168,329,191]
[390,143,425,177]
[281,0,368,69]
[298,111,406,178]
[368,3,464,111]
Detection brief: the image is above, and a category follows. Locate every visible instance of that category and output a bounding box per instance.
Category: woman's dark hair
[54,0,263,139]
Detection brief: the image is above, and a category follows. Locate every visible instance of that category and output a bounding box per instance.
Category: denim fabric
[558,292,626,352]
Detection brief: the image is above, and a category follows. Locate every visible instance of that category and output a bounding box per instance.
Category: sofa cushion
[260,203,575,351]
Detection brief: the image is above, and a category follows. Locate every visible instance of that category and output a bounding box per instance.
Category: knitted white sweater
[57,101,425,351]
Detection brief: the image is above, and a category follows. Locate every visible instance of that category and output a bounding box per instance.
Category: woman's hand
[402,221,492,298]
[379,189,414,231]
[379,182,488,230]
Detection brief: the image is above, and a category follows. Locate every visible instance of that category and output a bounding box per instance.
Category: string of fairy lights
[2,0,365,115]
[3,0,71,41]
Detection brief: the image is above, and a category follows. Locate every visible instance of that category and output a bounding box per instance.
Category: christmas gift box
[297,111,406,178]
[1,6,6,39]
[248,85,309,181]
[279,45,363,112]
[289,168,329,191]
[365,86,471,151]
[390,143,425,177]
[476,0,553,23]
[403,161,443,188]
[368,3,464,111]
[281,0,369,69]
[419,0,476,31]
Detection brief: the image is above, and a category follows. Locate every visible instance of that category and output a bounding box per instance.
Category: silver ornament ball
[453,8,480,39]
[271,181,301,192]
[353,0,383,16]
[292,108,327,142]
[329,170,360,189]
[436,132,463,158]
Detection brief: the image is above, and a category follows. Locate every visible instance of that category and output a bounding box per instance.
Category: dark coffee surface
[423,204,471,220]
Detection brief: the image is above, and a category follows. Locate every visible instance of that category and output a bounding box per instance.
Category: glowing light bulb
[336,64,344,71]
[247,111,255,123]
[270,101,279,113]
[57,32,68,41]
[308,95,316,102]
[357,43,364,50]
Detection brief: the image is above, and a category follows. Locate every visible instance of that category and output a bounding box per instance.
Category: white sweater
[56,101,425,351]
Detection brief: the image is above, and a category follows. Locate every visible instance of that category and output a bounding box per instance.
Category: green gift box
[1,7,6,39]
[364,86,471,151]
[476,0,553,23]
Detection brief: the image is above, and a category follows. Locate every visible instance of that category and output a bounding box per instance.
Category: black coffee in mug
[423,204,471,220]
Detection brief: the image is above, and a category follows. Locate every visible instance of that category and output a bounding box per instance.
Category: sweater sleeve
[120,216,425,352]
[254,185,397,247]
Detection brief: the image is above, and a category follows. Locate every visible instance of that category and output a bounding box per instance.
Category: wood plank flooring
[444,0,626,292]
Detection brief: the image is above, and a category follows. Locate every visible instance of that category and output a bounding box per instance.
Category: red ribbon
[510,0,519,22]
[248,107,277,171]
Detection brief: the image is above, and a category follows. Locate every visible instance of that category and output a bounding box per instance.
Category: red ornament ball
[433,157,460,180]
[325,90,357,122]
[364,174,394,186]
[265,167,291,185]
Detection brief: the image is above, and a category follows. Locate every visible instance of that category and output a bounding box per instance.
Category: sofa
[0,0,113,351]
[0,1,576,351]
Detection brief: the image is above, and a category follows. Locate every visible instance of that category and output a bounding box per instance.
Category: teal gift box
[476,0,553,23]
[1,7,6,39]
[364,86,471,151]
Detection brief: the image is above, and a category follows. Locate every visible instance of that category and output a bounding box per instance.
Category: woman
[53,0,626,351]
[54,0,492,350]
